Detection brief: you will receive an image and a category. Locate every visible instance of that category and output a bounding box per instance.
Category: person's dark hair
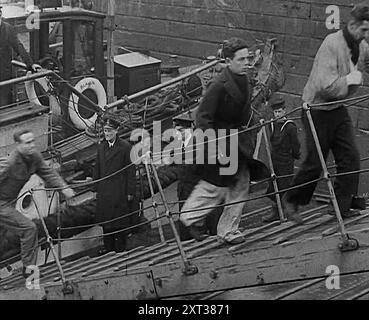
[221,37,248,60]
[351,2,369,24]
[14,129,32,143]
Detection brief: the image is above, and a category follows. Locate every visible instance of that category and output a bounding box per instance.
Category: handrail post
[148,153,198,276]
[143,154,165,243]
[260,119,285,222]
[30,190,73,294]
[303,103,358,251]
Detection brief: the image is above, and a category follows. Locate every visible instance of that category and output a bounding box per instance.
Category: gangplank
[1,197,369,300]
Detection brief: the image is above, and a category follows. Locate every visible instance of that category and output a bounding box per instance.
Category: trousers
[266,162,294,203]
[285,107,360,215]
[0,202,38,267]
[102,226,127,253]
[180,169,250,241]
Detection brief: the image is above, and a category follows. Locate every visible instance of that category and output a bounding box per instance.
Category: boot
[218,230,245,245]
[282,195,303,224]
[262,204,280,223]
[188,225,209,242]
[23,266,43,279]
[351,196,366,210]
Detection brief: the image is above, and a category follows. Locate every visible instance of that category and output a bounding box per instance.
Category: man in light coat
[282,2,369,222]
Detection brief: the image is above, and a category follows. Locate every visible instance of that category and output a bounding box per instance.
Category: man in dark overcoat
[179,37,269,244]
[0,6,40,106]
[93,118,136,253]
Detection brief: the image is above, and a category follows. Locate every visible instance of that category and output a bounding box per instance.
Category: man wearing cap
[93,118,136,253]
[262,96,301,223]
[282,2,369,223]
[179,37,269,244]
[173,115,223,240]
[0,6,41,106]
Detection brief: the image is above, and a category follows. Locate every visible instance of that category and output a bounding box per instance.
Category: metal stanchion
[30,190,73,294]
[56,192,62,262]
[260,119,285,223]
[303,103,359,251]
[148,154,198,275]
[143,154,166,243]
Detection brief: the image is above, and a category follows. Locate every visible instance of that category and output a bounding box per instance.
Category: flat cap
[268,96,285,110]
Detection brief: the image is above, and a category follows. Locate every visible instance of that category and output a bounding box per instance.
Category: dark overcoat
[93,138,136,231]
[0,21,33,81]
[195,67,269,186]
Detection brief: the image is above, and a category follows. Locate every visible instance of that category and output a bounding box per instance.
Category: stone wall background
[92,0,369,120]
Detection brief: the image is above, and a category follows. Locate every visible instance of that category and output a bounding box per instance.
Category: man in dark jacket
[173,116,222,240]
[93,118,136,253]
[263,96,301,223]
[179,37,269,245]
[0,129,75,279]
[0,6,40,106]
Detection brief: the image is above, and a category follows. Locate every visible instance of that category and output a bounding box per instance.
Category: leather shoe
[282,197,303,224]
[262,205,280,223]
[23,266,43,279]
[225,235,245,245]
[220,231,245,245]
[351,196,366,210]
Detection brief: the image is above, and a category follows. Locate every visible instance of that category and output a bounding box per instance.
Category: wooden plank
[283,272,369,300]
[58,243,168,280]
[28,224,369,299]
[149,226,369,298]
[229,205,328,252]
[45,271,157,300]
[273,278,325,300]
[321,212,369,237]
[272,215,335,245]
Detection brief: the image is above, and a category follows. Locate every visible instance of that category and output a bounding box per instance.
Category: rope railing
[3,65,369,277]
[52,215,164,243]
[59,203,155,231]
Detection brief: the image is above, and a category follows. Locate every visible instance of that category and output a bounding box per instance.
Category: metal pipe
[11,60,102,114]
[304,105,348,241]
[106,59,221,110]
[51,72,102,114]
[149,155,196,275]
[0,70,54,88]
[143,156,165,243]
[260,119,285,222]
[30,190,68,287]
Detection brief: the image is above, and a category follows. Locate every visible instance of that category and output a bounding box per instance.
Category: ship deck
[2,193,369,300]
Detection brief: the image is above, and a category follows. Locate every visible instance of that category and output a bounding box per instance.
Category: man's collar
[107,139,116,147]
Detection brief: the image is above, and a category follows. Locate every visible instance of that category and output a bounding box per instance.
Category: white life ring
[25,70,61,120]
[16,174,60,221]
[68,77,106,131]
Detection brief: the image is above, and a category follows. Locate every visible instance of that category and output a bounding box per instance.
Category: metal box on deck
[114,52,161,97]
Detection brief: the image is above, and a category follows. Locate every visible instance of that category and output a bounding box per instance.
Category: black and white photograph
[1,0,369,308]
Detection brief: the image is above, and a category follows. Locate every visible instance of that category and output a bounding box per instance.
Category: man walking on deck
[282,3,369,223]
[0,129,75,279]
[179,37,269,244]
